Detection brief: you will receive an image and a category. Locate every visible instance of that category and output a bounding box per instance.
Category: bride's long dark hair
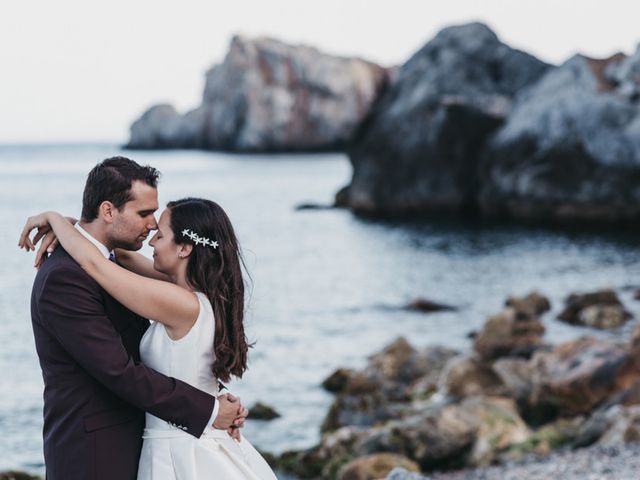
[167,198,250,382]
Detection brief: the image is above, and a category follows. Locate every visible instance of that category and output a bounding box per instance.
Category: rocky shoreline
[270,289,640,479]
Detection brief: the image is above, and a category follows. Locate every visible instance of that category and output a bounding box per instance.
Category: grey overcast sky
[1,0,638,144]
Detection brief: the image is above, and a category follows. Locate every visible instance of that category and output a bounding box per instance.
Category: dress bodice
[140,292,219,431]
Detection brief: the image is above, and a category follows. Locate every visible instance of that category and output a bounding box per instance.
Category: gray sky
[1,0,638,143]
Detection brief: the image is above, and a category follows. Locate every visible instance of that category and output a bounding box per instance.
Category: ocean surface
[2,144,640,475]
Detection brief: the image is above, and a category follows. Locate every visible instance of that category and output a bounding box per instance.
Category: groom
[29,157,246,480]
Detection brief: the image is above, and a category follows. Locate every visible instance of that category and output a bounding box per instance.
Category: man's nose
[148,217,158,230]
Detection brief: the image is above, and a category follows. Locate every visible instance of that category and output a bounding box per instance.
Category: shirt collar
[74,223,112,259]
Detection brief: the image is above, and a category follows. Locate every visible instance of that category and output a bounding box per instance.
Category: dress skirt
[137,426,277,480]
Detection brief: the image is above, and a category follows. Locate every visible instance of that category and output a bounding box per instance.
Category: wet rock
[574,405,621,447]
[500,417,583,460]
[598,404,640,446]
[505,291,551,317]
[323,368,356,393]
[0,473,42,480]
[408,347,461,401]
[343,22,549,216]
[387,402,479,470]
[492,357,534,405]
[277,426,366,478]
[337,453,419,480]
[473,307,545,360]
[529,336,640,416]
[578,304,631,329]
[249,401,281,420]
[481,51,640,223]
[441,355,508,398]
[128,35,388,151]
[321,379,397,433]
[464,396,531,466]
[322,339,458,432]
[369,396,529,470]
[405,298,457,313]
[557,289,631,328]
[368,337,419,383]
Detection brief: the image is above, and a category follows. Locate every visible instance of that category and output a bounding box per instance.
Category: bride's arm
[19,212,199,335]
[114,249,169,281]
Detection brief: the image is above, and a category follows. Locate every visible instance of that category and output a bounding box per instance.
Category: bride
[20,198,277,480]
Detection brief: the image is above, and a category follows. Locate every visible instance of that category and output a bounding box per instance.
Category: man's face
[107,180,159,250]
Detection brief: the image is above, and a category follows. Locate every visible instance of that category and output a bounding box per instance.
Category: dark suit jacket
[31,248,216,480]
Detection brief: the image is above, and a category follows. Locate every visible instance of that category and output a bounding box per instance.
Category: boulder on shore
[557,289,632,329]
[321,338,458,432]
[473,307,546,361]
[528,336,640,416]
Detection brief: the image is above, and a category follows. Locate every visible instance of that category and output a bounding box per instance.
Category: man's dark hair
[81,156,160,222]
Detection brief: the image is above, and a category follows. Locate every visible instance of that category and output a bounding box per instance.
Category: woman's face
[148,208,180,274]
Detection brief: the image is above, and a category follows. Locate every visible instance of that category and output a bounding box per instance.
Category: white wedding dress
[137,292,277,480]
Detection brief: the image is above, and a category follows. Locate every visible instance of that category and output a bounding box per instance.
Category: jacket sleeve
[37,265,216,438]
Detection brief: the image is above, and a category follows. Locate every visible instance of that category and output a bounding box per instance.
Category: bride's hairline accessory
[181,229,219,249]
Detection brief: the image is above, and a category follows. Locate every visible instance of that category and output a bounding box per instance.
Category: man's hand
[212,394,239,430]
[213,393,249,441]
[226,394,249,441]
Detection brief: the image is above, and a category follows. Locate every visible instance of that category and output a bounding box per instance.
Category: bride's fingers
[48,237,59,253]
[18,224,32,250]
[19,221,40,251]
[35,232,57,267]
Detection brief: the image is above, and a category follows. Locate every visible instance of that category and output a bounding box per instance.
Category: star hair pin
[181,229,219,249]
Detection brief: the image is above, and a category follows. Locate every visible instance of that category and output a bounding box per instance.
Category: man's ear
[179,243,194,258]
[98,201,116,224]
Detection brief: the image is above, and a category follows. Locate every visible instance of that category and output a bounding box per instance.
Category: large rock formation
[480,49,640,222]
[127,35,388,151]
[341,22,550,215]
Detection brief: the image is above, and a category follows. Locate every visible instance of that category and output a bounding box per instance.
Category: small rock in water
[473,307,545,360]
[250,402,281,420]
[505,291,551,317]
[557,289,632,329]
[405,298,457,313]
[294,203,335,211]
[322,368,355,393]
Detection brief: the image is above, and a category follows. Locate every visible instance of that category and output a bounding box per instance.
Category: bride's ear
[178,243,193,258]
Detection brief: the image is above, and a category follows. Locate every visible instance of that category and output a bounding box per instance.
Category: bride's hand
[34,231,60,269]
[18,213,75,268]
[18,213,52,252]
